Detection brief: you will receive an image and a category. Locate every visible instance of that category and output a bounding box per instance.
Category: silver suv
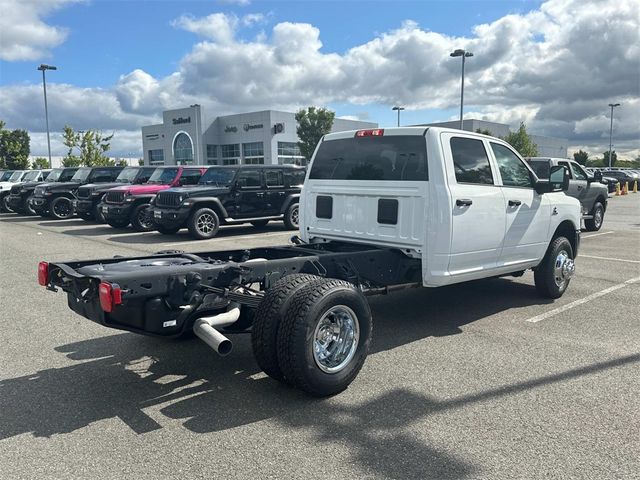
[526,157,608,231]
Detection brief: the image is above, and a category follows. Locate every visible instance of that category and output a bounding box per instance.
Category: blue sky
[1,0,637,157]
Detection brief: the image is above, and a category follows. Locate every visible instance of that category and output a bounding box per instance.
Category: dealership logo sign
[243,123,263,131]
[172,116,191,125]
[224,125,238,133]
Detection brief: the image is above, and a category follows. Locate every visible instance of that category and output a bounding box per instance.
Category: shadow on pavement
[2,280,636,477]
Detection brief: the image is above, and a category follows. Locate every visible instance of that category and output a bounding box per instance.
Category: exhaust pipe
[193,307,240,356]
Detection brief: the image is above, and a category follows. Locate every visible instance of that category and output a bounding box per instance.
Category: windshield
[200,168,237,186]
[22,171,40,181]
[9,171,24,182]
[148,167,179,184]
[116,167,141,183]
[71,167,92,182]
[0,171,12,181]
[46,169,63,182]
[310,136,428,181]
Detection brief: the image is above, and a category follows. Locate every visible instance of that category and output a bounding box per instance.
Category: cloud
[0,0,82,61]
[1,0,638,157]
[218,0,251,6]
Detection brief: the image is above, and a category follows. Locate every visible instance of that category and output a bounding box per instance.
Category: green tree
[504,122,538,157]
[603,150,617,167]
[32,157,49,169]
[116,158,128,167]
[573,149,589,165]
[138,158,145,166]
[79,130,115,166]
[295,106,335,161]
[62,125,81,166]
[475,128,492,136]
[0,122,31,169]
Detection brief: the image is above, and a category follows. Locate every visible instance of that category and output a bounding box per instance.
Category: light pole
[392,106,405,127]
[37,64,57,168]
[450,49,473,130]
[607,103,620,168]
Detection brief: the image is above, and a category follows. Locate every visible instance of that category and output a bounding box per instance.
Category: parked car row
[1,164,306,239]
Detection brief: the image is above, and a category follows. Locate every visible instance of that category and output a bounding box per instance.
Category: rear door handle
[456,199,473,207]
[508,200,522,207]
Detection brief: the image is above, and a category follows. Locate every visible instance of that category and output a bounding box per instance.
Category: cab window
[571,162,588,181]
[179,169,203,185]
[558,161,573,179]
[237,170,262,188]
[450,137,494,185]
[490,143,533,188]
[265,170,284,188]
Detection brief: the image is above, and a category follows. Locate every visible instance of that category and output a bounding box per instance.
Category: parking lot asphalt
[0,194,638,480]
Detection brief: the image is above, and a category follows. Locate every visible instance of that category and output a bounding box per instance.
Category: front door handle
[508,200,522,207]
[456,199,473,207]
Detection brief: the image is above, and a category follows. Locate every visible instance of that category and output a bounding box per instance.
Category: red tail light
[355,129,384,137]
[98,282,123,313]
[38,261,49,286]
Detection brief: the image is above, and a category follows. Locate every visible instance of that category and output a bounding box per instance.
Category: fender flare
[187,197,229,218]
[280,194,300,214]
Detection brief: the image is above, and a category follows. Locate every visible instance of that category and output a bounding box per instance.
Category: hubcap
[313,305,359,374]
[290,205,299,226]
[196,213,216,234]
[594,207,603,227]
[553,250,575,289]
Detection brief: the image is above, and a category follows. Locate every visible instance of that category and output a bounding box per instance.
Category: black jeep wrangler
[75,166,156,223]
[30,166,124,220]
[3,169,53,213]
[151,165,305,239]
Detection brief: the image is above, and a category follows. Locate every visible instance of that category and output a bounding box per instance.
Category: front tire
[584,202,604,231]
[25,196,37,216]
[187,208,220,240]
[49,197,74,220]
[283,202,299,230]
[277,277,372,396]
[93,203,106,223]
[130,204,154,232]
[534,236,575,299]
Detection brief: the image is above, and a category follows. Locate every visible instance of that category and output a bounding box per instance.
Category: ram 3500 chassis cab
[40,127,580,396]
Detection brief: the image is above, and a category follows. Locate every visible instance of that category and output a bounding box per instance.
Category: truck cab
[301,127,580,287]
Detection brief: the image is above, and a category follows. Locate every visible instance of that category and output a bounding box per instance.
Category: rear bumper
[101,202,133,221]
[151,206,190,228]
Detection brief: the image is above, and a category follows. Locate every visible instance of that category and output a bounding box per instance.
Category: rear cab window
[450,137,494,185]
[309,135,428,181]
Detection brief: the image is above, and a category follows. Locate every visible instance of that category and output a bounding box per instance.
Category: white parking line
[580,254,640,264]
[163,231,288,247]
[525,276,640,323]
[581,231,614,239]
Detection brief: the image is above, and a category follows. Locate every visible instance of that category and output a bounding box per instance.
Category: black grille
[156,191,183,207]
[77,187,92,199]
[10,185,22,194]
[105,191,126,204]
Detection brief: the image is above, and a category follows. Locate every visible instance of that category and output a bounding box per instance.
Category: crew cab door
[264,169,286,216]
[489,142,550,267]
[234,169,264,218]
[444,134,506,275]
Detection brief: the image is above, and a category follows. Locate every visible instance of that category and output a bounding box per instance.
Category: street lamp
[450,49,473,130]
[607,103,621,168]
[37,64,57,168]
[392,106,405,127]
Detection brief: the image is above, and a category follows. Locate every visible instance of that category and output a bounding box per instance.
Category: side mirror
[535,165,569,194]
[593,171,603,182]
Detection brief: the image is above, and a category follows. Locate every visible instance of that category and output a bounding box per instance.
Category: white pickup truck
[40,127,580,396]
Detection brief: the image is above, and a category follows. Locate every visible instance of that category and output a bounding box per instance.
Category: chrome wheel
[290,205,299,227]
[553,250,575,289]
[196,213,216,234]
[594,207,603,229]
[313,305,359,374]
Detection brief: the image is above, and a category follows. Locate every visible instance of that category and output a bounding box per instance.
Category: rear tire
[251,274,324,383]
[534,236,574,299]
[276,278,372,396]
[93,203,106,223]
[283,202,299,230]
[250,219,269,228]
[584,202,604,231]
[131,204,154,232]
[187,208,220,240]
[49,197,74,220]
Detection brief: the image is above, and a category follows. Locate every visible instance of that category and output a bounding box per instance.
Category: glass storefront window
[174,133,193,164]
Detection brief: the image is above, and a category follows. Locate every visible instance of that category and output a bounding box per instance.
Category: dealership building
[141,105,376,166]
